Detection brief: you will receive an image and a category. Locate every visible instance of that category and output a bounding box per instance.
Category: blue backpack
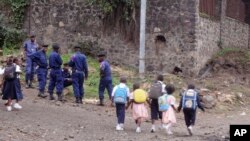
[114,86,127,104]
[182,89,197,110]
[158,94,169,112]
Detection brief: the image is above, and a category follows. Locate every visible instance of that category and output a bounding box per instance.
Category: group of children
[0,57,23,111]
[112,74,205,136]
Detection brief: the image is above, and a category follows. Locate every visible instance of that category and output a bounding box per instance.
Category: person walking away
[62,63,72,88]
[30,43,49,98]
[2,58,18,111]
[98,52,113,106]
[48,43,64,101]
[149,74,166,133]
[161,84,177,135]
[12,58,23,110]
[111,77,130,131]
[178,84,205,136]
[23,33,38,88]
[126,82,149,133]
[68,45,88,104]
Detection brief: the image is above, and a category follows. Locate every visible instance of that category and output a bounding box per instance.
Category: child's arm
[146,98,151,105]
[196,94,205,112]
[171,105,177,112]
[177,95,183,112]
[126,100,132,110]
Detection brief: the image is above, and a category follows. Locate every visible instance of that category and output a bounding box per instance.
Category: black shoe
[79,98,83,104]
[58,95,64,101]
[98,100,104,106]
[75,97,80,104]
[49,95,55,100]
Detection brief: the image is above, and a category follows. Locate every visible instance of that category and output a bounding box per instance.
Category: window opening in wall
[199,0,219,18]
[155,35,166,55]
[227,0,248,23]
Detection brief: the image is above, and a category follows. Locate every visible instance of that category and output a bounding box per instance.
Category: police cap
[52,43,60,50]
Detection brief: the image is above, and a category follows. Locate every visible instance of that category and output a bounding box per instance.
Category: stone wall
[196,17,220,72]
[24,0,199,76]
[145,0,198,75]
[196,0,250,73]
[221,17,249,48]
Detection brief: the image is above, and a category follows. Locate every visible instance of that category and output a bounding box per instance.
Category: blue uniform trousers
[72,72,84,98]
[48,69,63,95]
[98,78,113,100]
[37,68,47,93]
[116,103,126,124]
[25,57,35,83]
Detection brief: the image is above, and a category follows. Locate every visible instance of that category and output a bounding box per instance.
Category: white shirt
[0,66,4,75]
[111,83,130,97]
[0,64,22,78]
[158,81,166,93]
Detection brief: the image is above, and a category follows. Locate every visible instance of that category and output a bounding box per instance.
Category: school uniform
[150,81,166,120]
[48,51,63,99]
[99,60,113,101]
[2,64,17,101]
[178,89,205,127]
[62,68,72,88]
[14,64,23,101]
[68,51,88,103]
[112,83,130,125]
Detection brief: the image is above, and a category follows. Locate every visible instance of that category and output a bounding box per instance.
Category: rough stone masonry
[23,0,249,76]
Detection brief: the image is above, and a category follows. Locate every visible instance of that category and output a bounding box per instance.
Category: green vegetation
[0,0,28,52]
[2,0,28,29]
[215,47,241,57]
[88,0,138,21]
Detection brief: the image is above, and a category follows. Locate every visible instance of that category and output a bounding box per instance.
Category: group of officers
[23,33,112,105]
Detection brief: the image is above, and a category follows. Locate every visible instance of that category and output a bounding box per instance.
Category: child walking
[127,83,149,133]
[178,84,205,136]
[13,58,23,109]
[149,74,166,132]
[111,77,130,131]
[162,84,177,135]
[2,58,18,111]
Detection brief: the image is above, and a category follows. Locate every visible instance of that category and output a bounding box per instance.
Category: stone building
[23,0,250,76]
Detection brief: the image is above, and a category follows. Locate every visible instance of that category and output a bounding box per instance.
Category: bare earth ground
[0,88,249,141]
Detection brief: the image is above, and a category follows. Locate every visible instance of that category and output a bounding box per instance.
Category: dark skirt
[15,78,23,100]
[2,79,17,100]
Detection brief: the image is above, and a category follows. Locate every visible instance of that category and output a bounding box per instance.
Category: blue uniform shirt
[68,51,88,78]
[30,49,48,68]
[23,40,38,56]
[49,51,62,69]
[100,60,112,80]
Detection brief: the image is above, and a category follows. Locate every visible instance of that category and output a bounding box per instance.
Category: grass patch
[215,47,241,57]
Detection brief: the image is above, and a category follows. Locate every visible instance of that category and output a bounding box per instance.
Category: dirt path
[0,88,249,141]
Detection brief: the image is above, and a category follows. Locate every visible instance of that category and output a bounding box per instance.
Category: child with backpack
[148,74,166,133]
[161,84,177,135]
[177,84,205,136]
[126,83,149,133]
[111,77,130,131]
[2,58,18,111]
[13,58,23,109]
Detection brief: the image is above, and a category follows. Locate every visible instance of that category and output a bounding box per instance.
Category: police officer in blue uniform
[23,33,38,88]
[30,42,49,98]
[98,52,113,106]
[68,45,88,104]
[48,43,64,101]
